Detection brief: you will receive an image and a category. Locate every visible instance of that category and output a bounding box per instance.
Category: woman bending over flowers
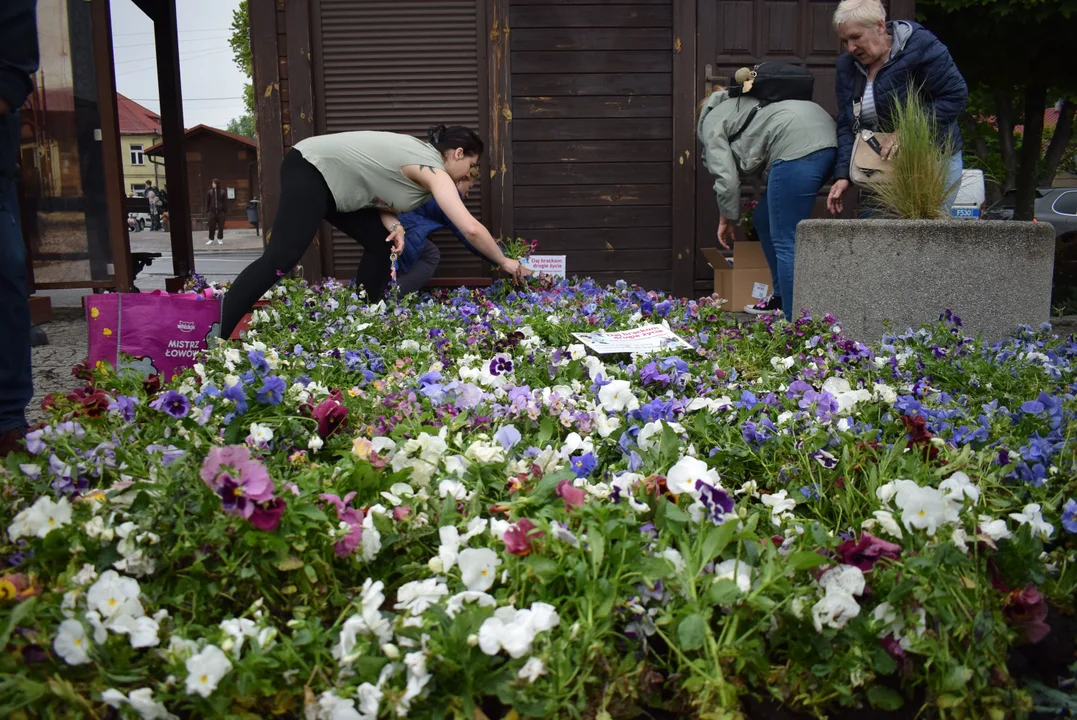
[697,79,837,321]
[221,125,531,338]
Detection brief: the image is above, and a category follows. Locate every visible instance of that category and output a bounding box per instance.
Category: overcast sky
[110,0,248,129]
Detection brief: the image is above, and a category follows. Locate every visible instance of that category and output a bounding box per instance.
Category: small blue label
[950,206,980,219]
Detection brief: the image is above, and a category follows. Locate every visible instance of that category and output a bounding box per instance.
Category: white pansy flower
[101,687,176,720]
[1009,504,1054,540]
[662,548,687,575]
[184,645,232,698]
[8,496,73,540]
[73,563,98,586]
[83,515,114,542]
[770,356,795,371]
[939,471,980,505]
[592,410,621,438]
[713,559,753,593]
[248,423,273,444]
[895,484,958,536]
[438,479,469,501]
[458,548,501,593]
[820,565,866,596]
[761,490,797,526]
[54,619,91,665]
[666,456,720,497]
[518,657,547,683]
[811,565,866,632]
[308,434,324,452]
[219,617,259,657]
[445,591,497,618]
[465,440,505,464]
[862,510,903,539]
[313,691,362,720]
[87,570,144,621]
[873,383,898,404]
[394,578,449,616]
[108,613,161,649]
[438,526,461,571]
[598,380,640,413]
[978,515,1012,542]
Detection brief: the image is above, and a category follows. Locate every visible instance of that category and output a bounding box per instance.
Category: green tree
[227,114,256,138]
[920,0,1077,219]
[229,0,254,116]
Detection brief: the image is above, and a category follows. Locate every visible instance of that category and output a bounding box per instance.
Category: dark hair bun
[427,124,447,144]
[427,125,485,157]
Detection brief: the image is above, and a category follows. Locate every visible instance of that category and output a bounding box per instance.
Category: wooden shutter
[316,0,485,280]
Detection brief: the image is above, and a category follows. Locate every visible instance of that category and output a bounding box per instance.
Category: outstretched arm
[404,165,531,282]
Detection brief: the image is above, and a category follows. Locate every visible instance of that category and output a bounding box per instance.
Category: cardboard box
[701,242,773,312]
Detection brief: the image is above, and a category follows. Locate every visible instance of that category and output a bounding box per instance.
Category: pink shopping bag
[86,290,222,383]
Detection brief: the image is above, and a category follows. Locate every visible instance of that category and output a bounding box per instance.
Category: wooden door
[693,0,850,295]
[507,0,676,290]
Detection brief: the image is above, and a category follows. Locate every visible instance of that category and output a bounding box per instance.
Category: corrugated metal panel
[318,0,485,280]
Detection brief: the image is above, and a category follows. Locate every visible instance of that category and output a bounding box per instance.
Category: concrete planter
[792,220,1055,343]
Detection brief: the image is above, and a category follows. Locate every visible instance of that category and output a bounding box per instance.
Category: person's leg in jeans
[328,209,394,302]
[767,147,837,321]
[217,212,226,241]
[220,149,333,337]
[396,240,441,294]
[751,190,780,305]
[0,181,32,445]
[207,212,218,244]
[943,152,964,214]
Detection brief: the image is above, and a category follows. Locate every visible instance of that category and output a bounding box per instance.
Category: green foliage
[864,87,959,219]
[226,113,256,139]
[229,0,251,77]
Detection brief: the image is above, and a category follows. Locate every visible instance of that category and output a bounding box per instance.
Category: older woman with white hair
[826,0,968,215]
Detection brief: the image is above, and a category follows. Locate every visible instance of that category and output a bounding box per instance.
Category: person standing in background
[0,0,39,457]
[205,178,227,245]
[144,180,161,231]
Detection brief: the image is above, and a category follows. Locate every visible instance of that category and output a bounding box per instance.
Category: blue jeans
[0,180,32,433]
[755,147,837,321]
[943,152,964,213]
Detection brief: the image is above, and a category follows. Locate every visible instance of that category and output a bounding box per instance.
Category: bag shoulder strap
[728,105,761,145]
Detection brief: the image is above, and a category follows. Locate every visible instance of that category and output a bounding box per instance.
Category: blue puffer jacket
[396,193,485,274]
[834,20,968,181]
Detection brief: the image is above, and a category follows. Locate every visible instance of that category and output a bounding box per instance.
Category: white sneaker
[205,239,214,245]
[216,239,223,245]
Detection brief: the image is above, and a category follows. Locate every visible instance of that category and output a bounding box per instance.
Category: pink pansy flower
[320,492,364,557]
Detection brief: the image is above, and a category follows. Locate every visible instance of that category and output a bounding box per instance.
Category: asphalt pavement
[37,229,263,308]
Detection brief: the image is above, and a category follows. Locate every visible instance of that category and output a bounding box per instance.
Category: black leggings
[220,148,392,338]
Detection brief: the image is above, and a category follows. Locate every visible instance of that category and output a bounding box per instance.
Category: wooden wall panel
[508,0,675,287]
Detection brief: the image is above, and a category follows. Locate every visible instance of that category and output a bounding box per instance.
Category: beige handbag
[849,99,893,186]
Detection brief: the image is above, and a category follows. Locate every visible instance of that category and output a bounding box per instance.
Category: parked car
[983,188,1077,239]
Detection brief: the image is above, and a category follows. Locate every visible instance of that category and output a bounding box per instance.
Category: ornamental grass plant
[864,85,961,220]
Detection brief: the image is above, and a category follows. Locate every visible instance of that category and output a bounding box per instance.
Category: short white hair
[833,0,886,31]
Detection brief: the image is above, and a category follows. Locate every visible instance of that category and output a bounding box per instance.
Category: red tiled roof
[117,94,162,135]
[145,124,256,156]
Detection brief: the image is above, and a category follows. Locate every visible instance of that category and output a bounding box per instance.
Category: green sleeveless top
[293,131,445,214]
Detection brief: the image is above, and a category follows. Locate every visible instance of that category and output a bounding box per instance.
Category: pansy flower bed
[2,277,1077,719]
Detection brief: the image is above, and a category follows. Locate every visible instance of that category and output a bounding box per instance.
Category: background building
[146,124,259,231]
[117,94,164,196]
